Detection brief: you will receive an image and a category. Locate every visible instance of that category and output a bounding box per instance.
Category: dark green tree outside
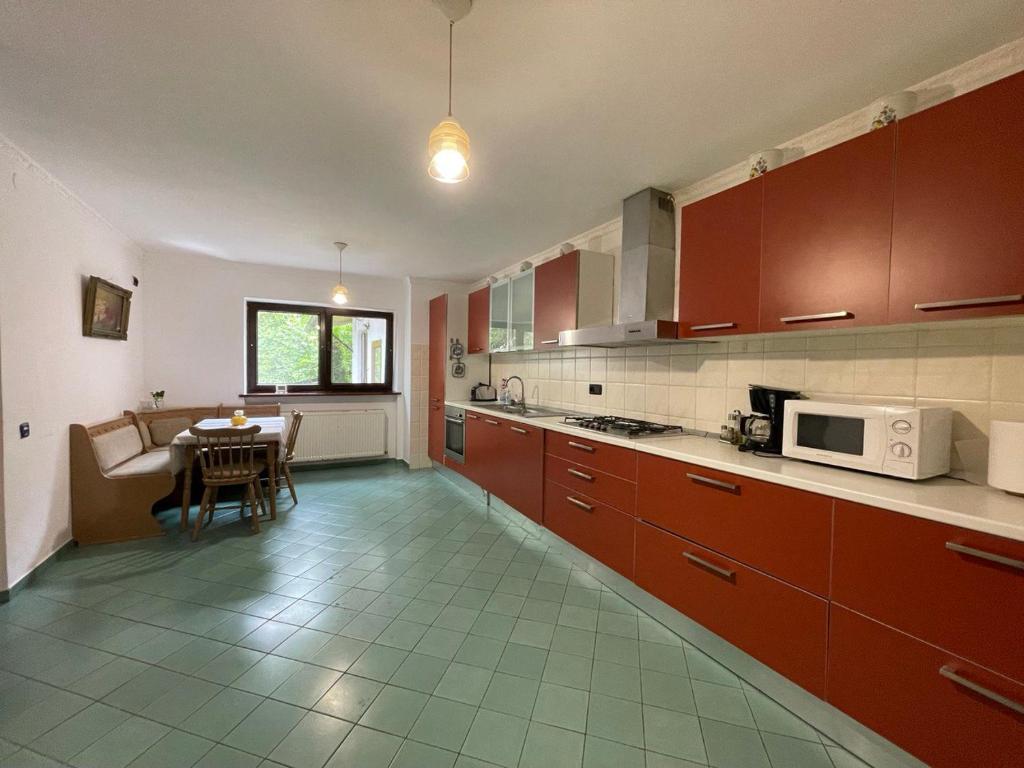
[256,311,353,385]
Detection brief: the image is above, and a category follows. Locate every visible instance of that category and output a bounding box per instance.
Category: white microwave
[782,400,952,480]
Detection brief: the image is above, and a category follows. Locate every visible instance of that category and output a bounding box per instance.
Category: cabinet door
[489,280,510,352]
[509,271,534,351]
[427,294,447,463]
[467,287,490,354]
[827,605,1024,768]
[463,412,486,485]
[760,126,895,332]
[544,480,635,578]
[500,422,543,523]
[889,72,1024,323]
[534,251,579,349]
[678,178,763,337]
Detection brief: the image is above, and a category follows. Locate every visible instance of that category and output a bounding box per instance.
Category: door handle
[685,472,739,493]
[915,294,1023,311]
[566,496,594,512]
[683,551,736,581]
[466,413,479,420]
[510,426,527,435]
[780,311,851,324]
[484,418,500,426]
[567,441,595,453]
[444,416,464,424]
[939,666,1024,715]
[540,339,559,345]
[945,541,1024,571]
[567,468,594,482]
[690,322,736,331]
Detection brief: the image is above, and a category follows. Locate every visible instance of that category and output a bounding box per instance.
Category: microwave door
[793,412,886,470]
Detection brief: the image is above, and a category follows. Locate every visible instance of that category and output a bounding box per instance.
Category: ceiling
[1,1,1022,281]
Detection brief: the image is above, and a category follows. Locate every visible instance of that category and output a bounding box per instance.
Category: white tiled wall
[490,321,1024,448]
[408,343,430,469]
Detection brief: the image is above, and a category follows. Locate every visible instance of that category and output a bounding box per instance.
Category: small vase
[152,399,162,410]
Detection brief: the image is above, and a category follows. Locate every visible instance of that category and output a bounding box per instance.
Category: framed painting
[83,276,132,340]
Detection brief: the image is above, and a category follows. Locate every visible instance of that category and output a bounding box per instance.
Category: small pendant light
[428,20,470,183]
[332,242,349,305]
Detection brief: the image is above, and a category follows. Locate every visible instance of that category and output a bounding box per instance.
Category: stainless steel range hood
[559,187,688,347]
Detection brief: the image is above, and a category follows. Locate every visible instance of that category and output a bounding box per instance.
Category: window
[246,301,394,393]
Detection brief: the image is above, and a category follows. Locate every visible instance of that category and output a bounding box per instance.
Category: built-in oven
[444,406,465,464]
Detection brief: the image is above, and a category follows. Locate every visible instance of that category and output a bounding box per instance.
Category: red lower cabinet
[544,480,635,578]
[497,422,544,524]
[827,605,1024,768]
[634,521,827,696]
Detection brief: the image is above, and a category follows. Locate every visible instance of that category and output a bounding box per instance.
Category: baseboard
[292,457,399,472]
[432,467,926,768]
[0,538,75,604]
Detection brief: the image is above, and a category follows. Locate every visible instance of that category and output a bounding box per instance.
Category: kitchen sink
[473,403,579,419]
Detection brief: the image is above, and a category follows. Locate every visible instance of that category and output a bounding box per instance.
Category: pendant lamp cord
[448,21,453,116]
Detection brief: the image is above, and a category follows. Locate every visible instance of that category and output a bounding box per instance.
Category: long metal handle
[484,418,500,425]
[780,310,851,324]
[939,665,1024,715]
[541,339,559,345]
[686,472,739,493]
[510,426,527,435]
[466,413,479,420]
[431,396,441,402]
[566,496,594,512]
[567,441,595,453]
[683,552,736,580]
[567,468,594,482]
[690,322,736,331]
[444,416,464,425]
[916,294,1023,311]
[945,541,1024,571]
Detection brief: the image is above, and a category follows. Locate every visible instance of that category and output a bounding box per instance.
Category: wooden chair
[189,424,266,541]
[272,410,304,504]
[218,403,281,417]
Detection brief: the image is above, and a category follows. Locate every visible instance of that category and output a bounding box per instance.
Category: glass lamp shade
[428,118,470,183]
[332,283,349,305]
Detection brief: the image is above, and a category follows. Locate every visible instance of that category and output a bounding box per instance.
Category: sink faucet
[505,376,526,414]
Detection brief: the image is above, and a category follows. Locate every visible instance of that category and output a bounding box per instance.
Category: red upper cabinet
[889,72,1024,323]
[678,178,763,337]
[427,294,447,464]
[534,251,580,349]
[760,126,895,332]
[467,287,490,354]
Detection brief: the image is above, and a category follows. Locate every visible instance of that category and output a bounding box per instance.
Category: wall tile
[916,347,992,400]
[726,353,764,390]
[696,353,727,388]
[991,346,1024,402]
[624,384,645,413]
[669,355,698,387]
[645,385,669,417]
[646,357,670,386]
[854,350,916,397]
[763,352,806,390]
[668,387,696,419]
[804,350,856,395]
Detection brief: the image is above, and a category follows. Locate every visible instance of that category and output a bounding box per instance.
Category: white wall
[0,137,145,591]
[142,250,408,460]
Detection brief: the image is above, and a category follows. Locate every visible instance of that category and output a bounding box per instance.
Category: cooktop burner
[562,415,685,438]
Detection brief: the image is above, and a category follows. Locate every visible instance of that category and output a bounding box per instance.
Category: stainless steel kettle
[470,382,497,401]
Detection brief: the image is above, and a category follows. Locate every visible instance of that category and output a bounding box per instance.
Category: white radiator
[293,409,387,462]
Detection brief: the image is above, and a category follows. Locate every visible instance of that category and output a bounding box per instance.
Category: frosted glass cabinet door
[489,279,510,352]
[509,271,534,351]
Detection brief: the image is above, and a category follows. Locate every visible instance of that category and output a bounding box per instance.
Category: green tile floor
[0,463,876,767]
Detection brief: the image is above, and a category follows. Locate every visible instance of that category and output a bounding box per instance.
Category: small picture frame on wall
[83,276,132,340]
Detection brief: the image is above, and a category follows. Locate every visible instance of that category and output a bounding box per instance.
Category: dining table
[170,416,286,532]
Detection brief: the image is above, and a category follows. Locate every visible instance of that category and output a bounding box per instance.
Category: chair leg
[192,487,211,542]
[283,463,298,505]
[253,477,267,516]
[208,487,219,524]
[246,482,261,534]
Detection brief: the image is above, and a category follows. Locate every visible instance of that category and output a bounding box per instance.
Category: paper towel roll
[987,420,1024,494]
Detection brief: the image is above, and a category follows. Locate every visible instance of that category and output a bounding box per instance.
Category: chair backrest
[218,403,282,417]
[285,410,304,462]
[189,424,263,481]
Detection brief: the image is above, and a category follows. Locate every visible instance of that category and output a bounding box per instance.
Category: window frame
[245,301,395,394]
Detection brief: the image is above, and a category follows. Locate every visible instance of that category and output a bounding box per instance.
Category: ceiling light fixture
[428,13,470,183]
[332,242,349,305]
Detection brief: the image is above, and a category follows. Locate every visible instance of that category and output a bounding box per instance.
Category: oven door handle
[444,416,465,425]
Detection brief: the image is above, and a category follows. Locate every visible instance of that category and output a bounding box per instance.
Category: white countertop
[448,400,1024,542]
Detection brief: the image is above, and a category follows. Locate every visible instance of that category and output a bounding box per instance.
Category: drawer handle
[915,294,1023,311]
[685,472,739,493]
[541,339,559,345]
[567,441,595,453]
[945,541,1024,571]
[510,426,528,435]
[566,496,594,512]
[780,310,851,324]
[683,551,736,581]
[466,413,479,420]
[484,419,500,426]
[690,322,736,331]
[567,468,594,482]
[939,665,1024,715]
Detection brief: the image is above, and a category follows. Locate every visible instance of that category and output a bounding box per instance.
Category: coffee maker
[738,385,803,454]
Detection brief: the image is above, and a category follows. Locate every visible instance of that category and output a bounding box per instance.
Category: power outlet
[19,422,30,439]
[588,384,603,395]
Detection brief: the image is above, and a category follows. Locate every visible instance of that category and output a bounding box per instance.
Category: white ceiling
[1,1,1022,281]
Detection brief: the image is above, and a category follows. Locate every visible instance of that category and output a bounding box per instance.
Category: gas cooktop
[562,415,693,439]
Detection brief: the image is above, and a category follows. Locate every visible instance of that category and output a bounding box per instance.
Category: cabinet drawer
[832,501,1024,683]
[545,454,636,515]
[637,454,832,595]
[543,480,635,578]
[828,605,1024,768]
[545,431,637,480]
[634,521,827,696]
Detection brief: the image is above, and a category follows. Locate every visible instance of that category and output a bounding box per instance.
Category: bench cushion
[107,449,181,477]
[149,417,192,446]
[93,426,144,471]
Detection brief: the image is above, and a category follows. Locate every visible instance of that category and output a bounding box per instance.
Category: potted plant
[150,390,165,409]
